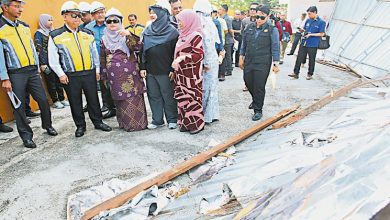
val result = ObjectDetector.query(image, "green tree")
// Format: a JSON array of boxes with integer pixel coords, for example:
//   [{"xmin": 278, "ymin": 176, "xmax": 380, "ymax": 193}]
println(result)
[{"xmin": 210, "ymin": 0, "xmax": 283, "ymax": 12}]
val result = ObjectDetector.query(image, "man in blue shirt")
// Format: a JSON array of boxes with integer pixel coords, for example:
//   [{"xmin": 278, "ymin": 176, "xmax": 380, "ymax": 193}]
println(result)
[
  {"xmin": 289, "ymin": 6, "xmax": 326, "ymax": 80},
  {"xmin": 85, "ymin": 1, "xmax": 116, "ymax": 119},
  {"xmin": 239, "ymin": 6, "xmax": 280, "ymax": 121}
]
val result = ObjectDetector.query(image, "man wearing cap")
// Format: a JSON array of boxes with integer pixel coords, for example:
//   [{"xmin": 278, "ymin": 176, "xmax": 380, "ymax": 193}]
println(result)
[
  {"xmin": 239, "ymin": 6, "xmax": 280, "ymax": 121},
  {"xmin": 0, "ymin": 0, "xmax": 58, "ymax": 148},
  {"xmin": 289, "ymin": 6, "xmax": 325, "ymax": 80},
  {"xmin": 48, "ymin": 1, "xmax": 112, "ymax": 137},
  {"xmin": 86, "ymin": 1, "xmax": 116, "ymax": 119},
  {"xmin": 79, "ymin": 1, "xmax": 92, "ymax": 28}
]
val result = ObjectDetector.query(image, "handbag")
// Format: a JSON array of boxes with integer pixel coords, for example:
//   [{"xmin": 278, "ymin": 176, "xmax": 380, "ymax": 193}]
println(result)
[{"xmin": 318, "ymin": 34, "xmax": 330, "ymax": 50}]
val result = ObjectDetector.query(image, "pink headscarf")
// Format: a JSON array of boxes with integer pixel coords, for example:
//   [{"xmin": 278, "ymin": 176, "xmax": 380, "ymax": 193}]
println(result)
[{"xmin": 175, "ymin": 9, "xmax": 203, "ymax": 56}]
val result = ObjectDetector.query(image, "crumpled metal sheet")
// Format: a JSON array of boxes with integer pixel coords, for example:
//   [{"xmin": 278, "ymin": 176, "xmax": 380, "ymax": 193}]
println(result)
[{"xmin": 153, "ymin": 87, "xmax": 390, "ymax": 220}]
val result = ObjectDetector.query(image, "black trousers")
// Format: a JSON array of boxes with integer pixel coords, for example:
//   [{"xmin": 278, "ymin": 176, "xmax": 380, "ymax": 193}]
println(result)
[
  {"xmin": 224, "ymin": 43, "xmax": 234, "ymax": 75},
  {"xmin": 244, "ymin": 64, "xmax": 271, "ymax": 113},
  {"xmin": 44, "ymin": 71, "xmax": 65, "ymax": 103},
  {"xmin": 289, "ymin": 32, "xmax": 302, "ymax": 54},
  {"xmin": 235, "ymin": 40, "xmax": 242, "ymax": 65},
  {"xmin": 146, "ymin": 74, "xmax": 178, "ymax": 125},
  {"xmin": 100, "ymin": 80, "xmax": 115, "ymax": 110},
  {"xmin": 63, "ymin": 73, "xmax": 103, "ymax": 128},
  {"xmin": 294, "ymin": 45, "xmax": 318, "ymax": 76},
  {"xmin": 9, "ymin": 69, "xmax": 52, "ymax": 141}
]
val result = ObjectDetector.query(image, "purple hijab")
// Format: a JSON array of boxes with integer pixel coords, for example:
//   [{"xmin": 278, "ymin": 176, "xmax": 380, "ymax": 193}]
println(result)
[
  {"xmin": 38, "ymin": 14, "xmax": 53, "ymax": 36},
  {"xmin": 102, "ymin": 16, "xmax": 131, "ymax": 57}
]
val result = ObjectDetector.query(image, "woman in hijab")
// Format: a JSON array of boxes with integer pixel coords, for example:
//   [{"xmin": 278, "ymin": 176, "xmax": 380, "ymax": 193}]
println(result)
[
  {"xmin": 34, "ymin": 14, "xmax": 69, "ymax": 109},
  {"xmin": 141, "ymin": 5, "xmax": 179, "ymax": 130},
  {"xmin": 172, "ymin": 9, "xmax": 205, "ymax": 134},
  {"xmin": 100, "ymin": 8, "xmax": 147, "ymax": 132},
  {"xmin": 194, "ymin": 0, "xmax": 221, "ymax": 125}
]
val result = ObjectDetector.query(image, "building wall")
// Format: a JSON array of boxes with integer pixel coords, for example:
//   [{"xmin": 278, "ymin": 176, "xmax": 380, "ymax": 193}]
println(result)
[
  {"xmin": 287, "ymin": 0, "xmax": 335, "ymax": 22},
  {"xmin": 0, "ymin": 0, "xmax": 195, "ymax": 122}
]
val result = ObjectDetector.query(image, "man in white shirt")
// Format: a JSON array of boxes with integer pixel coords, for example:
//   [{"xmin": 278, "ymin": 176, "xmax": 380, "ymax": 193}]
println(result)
[{"xmin": 288, "ymin": 12, "xmax": 306, "ymax": 55}]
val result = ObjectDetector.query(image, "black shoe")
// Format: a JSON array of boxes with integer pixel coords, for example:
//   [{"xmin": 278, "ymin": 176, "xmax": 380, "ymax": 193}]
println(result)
[
  {"xmin": 27, "ymin": 119, "xmax": 31, "ymax": 124},
  {"xmin": 75, "ymin": 127, "xmax": 86, "ymax": 138},
  {"xmin": 83, "ymin": 105, "xmax": 88, "ymax": 112},
  {"xmin": 23, "ymin": 140, "xmax": 37, "ymax": 148},
  {"xmin": 248, "ymin": 103, "xmax": 253, "ymax": 109},
  {"xmin": 95, "ymin": 123, "xmax": 112, "ymax": 132},
  {"xmin": 279, "ymin": 61, "xmax": 284, "ymax": 65},
  {"xmin": 219, "ymin": 75, "xmax": 225, "ymax": 81},
  {"xmin": 101, "ymin": 106, "xmax": 109, "ymax": 112},
  {"xmin": 103, "ymin": 110, "xmax": 116, "ymax": 119},
  {"xmin": 252, "ymin": 112, "xmax": 263, "ymax": 121},
  {"xmin": 288, "ymin": 73, "xmax": 299, "ymax": 79},
  {"xmin": 287, "ymin": 53, "xmax": 293, "ymax": 56},
  {"xmin": 306, "ymin": 74, "xmax": 313, "ymax": 80},
  {"xmin": 0, "ymin": 124, "xmax": 13, "ymax": 133},
  {"xmin": 26, "ymin": 111, "xmax": 40, "ymax": 118},
  {"xmin": 225, "ymin": 73, "xmax": 232, "ymax": 76},
  {"xmin": 46, "ymin": 127, "xmax": 58, "ymax": 136}
]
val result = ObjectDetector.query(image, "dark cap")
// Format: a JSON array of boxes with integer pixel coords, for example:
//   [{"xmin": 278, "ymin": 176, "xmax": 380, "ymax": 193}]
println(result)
[
  {"xmin": 257, "ymin": 5, "xmax": 270, "ymax": 15},
  {"xmin": 307, "ymin": 6, "xmax": 318, "ymax": 13}
]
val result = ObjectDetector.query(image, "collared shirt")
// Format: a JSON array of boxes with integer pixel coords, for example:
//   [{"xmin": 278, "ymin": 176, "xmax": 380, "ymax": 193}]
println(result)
[
  {"xmin": 48, "ymin": 24, "xmax": 100, "ymax": 77},
  {"xmin": 85, "ymin": 20, "xmax": 106, "ymax": 53},
  {"xmin": 218, "ymin": 17, "xmax": 227, "ymax": 45},
  {"xmin": 302, "ymin": 17, "xmax": 326, "ymax": 48},
  {"xmin": 232, "ymin": 18, "xmax": 242, "ymax": 40},
  {"xmin": 240, "ymin": 23, "xmax": 280, "ymax": 62},
  {"xmin": 223, "ymin": 14, "xmax": 234, "ymax": 45}
]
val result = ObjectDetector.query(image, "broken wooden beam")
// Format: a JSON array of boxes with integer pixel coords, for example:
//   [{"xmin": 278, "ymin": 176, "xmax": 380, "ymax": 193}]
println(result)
[
  {"xmin": 79, "ymin": 105, "xmax": 300, "ymax": 220},
  {"xmin": 272, "ymin": 79, "xmax": 363, "ymax": 129}
]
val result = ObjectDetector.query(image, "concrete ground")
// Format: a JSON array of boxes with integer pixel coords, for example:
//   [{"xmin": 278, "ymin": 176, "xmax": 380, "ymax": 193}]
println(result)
[{"xmin": 0, "ymin": 53, "xmax": 356, "ymax": 220}]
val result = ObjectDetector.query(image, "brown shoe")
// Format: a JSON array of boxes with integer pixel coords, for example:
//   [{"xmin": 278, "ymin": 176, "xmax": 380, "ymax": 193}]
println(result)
[
  {"xmin": 288, "ymin": 73, "xmax": 299, "ymax": 79},
  {"xmin": 306, "ymin": 75, "xmax": 313, "ymax": 80}
]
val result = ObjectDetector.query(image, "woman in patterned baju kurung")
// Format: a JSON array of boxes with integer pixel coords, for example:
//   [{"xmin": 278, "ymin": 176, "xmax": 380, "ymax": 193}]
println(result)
[
  {"xmin": 172, "ymin": 10, "xmax": 205, "ymax": 134},
  {"xmin": 100, "ymin": 9, "xmax": 147, "ymax": 132}
]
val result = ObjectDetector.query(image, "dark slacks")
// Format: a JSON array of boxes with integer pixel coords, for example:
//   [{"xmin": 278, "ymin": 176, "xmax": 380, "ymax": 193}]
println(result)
[
  {"xmin": 290, "ymin": 32, "xmax": 302, "ymax": 54},
  {"xmin": 63, "ymin": 72, "xmax": 103, "ymax": 128},
  {"xmin": 44, "ymin": 71, "xmax": 65, "ymax": 103},
  {"xmin": 294, "ymin": 45, "xmax": 318, "ymax": 76},
  {"xmin": 146, "ymin": 74, "xmax": 178, "ymax": 125},
  {"xmin": 9, "ymin": 69, "xmax": 52, "ymax": 141},
  {"xmin": 99, "ymin": 80, "xmax": 115, "ymax": 110},
  {"xmin": 235, "ymin": 40, "xmax": 242, "ymax": 66},
  {"xmin": 244, "ymin": 63, "xmax": 272, "ymax": 114},
  {"xmin": 224, "ymin": 43, "xmax": 234, "ymax": 75}
]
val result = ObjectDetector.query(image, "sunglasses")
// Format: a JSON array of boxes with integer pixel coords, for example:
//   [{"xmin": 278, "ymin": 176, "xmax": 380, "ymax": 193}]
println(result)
[
  {"xmin": 70, "ymin": 13, "xmax": 82, "ymax": 19},
  {"xmin": 256, "ymin": 15, "xmax": 267, "ymax": 20},
  {"xmin": 106, "ymin": 19, "xmax": 120, "ymax": 24}
]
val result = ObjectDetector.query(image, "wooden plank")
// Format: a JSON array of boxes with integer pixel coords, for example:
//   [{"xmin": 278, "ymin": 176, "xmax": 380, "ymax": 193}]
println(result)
[
  {"xmin": 79, "ymin": 105, "xmax": 300, "ymax": 220},
  {"xmin": 272, "ymin": 79, "xmax": 362, "ymax": 129}
]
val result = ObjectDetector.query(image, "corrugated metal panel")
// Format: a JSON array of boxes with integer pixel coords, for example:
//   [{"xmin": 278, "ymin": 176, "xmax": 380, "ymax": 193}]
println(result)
[
  {"xmin": 154, "ymin": 87, "xmax": 390, "ymax": 220},
  {"xmin": 324, "ymin": 0, "xmax": 390, "ymax": 78}
]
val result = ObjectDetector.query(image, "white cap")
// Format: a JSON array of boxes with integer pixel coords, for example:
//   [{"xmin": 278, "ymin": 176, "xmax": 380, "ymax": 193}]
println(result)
[
  {"xmin": 79, "ymin": 2, "xmax": 91, "ymax": 13},
  {"xmin": 193, "ymin": 0, "xmax": 213, "ymax": 14},
  {"xmin": 90, "ymin": 1, "xmax": 105, "ymax": 14},
  {"xmin": 105, "ymin": 8, "xmax": 123, "ymax": 20},
  {"xmin": 61, "ymin": 1, "xmax": 80, "ymax": 15}
]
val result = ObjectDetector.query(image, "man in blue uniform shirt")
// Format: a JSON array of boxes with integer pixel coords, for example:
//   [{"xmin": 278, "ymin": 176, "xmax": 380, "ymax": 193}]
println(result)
[{"xmin": 289, "ymin": 6, "xmax": 326, "ymax": 80}]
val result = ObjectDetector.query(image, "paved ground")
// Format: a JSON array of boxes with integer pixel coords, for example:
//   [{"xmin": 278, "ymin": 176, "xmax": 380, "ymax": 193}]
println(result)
[{"xmin": 0, "ymin": 54, "xmax": 356, "ymax": 220}]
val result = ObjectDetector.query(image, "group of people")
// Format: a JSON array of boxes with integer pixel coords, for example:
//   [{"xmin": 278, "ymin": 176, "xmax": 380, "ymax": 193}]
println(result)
[{"xmin": 0, "ymin": 0, "xmax": 326, "ymax": 149}]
